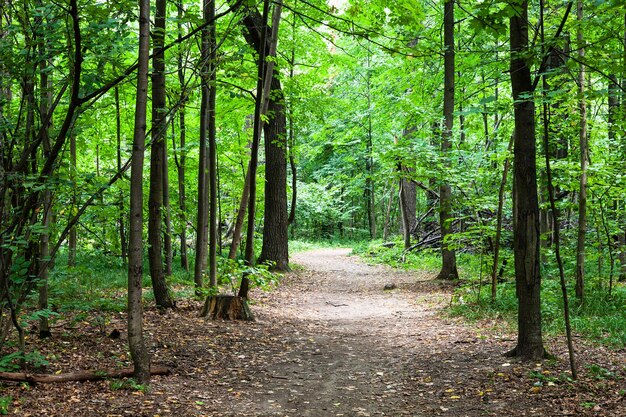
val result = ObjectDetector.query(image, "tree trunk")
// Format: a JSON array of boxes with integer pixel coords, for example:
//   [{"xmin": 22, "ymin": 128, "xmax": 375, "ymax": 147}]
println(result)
[
  {"xmin": 175, "ymin": 1, "xmax": 189, "ymax": 272},
  {"xmin": 239, "ymin": 0, "xmax": 273, "ymax": 298},
  {"xmin": 115, "ymin": 87, "xmax": 127, "ymax": 265},
  {"xmin": 194, "ymin": 0, "xmax": 211, "ymax": 289},
  {"xmin": 258, "ymin": 75, "xmax": 290, "ymax": 271},
  {"xmin": 239, "ymin": 2, "xmax": 289, "ymax": 272},
  {"xmin": 128, "ymin": 0, "xmax": 151, "ymax": 385},
  {"xmin": 207, "ymin": 0, "xmax": 218, "ymax": 287},
  {"xmin": 68, "ymin": 132, "xmax": 77, "ymax": 267},
  {"xmin": 163, "ymin": 138, "xmax": 173, "ymax": 276},
  {"xmin": 436, "ymin": 0, "xmax": 458, "ymax": 280},
  {"xmin": 507, "ymin": 0, "xmax": 545, "ymax": 360},
  {"xmin": 491, "ymin": 135, "xmax": 513, "ymax": 301},
  {"xmin": 148, "ymin": 0, "xmax": 174, "ymax": 308},
  {"xmin": 228, "ymin": 165, "xmax": 251, "ymax": 260},
  {"xmin": 575, "ymin": 0, "xmax": 587, "ymax": 302}
]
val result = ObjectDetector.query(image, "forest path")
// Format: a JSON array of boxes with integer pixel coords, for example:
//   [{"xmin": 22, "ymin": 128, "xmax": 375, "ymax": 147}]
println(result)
[
  {"xmin": 9, "ymin": 248, "xmax": 623, "ymax": 416},
  {"xmin": 220, "ymin": 248, "xmax": 512, "ymax": 416}
]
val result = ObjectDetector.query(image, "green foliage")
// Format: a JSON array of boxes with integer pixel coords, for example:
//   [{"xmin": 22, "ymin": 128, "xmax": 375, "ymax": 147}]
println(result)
[
  {"xmin": 0, "ymin": 396, "xmax": 11, "ymax": 415},
  {"xmin": 109, "ymin": 378, "xmax": 148, "ymax": 393},
  {"xmin": 0, "ymin": 350, "xmax": 48, "ymax": 372}
]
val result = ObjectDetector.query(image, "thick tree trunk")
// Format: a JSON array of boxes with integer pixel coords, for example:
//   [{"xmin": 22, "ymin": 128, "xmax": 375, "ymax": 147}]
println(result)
[
  {"xmin": 240, "ymin": 2, "xmax": 289, "ymax": 272},
  {"xmin": 436, "ymin": 0, "xmax": 458, "ymax": 280},
  {"xmin": 507, "ymin": 1, "xmax": 545, "ymax": 360},
  {"xmin": 148, "ymin": 0, "xmax": 174, "ymax": 308},
  {"xmin": 258, "ymin": 76, "xmax": 289, "ymax": 271},
  {"xmin": 127, "ymin": 0, "xmax": 151, "ymax": 384}
]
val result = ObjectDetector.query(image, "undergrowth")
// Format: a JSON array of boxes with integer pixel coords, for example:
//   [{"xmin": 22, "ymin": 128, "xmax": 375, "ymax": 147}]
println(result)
[{"xmin": 354, "ymin": 239, "xmax": 626, "ymax": 348}]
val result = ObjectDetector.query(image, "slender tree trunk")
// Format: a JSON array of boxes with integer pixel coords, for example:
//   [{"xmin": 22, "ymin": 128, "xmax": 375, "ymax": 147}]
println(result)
[
  {"xmin": 38, "ymin": 28, "xmax": 52, "ymax": 338},
  {"xmin": 128, "ymin": 0, "xmax": 151, "ymax": 384},
  {"xmin": 436, "ymin": 0, "xmax": 458, "ymax": 280},
  {"xmin": 229, "ymin": 165, "xmax": 251, "ymax": 260},
  {"xmin": 207, "ymin": 0, "xmax": 218, "ymax": 288},
  {"xmin": 491, "ymin": 135, "xmax": 513, "ymax": 301},
  {"xmin": 575, "ymin": 0, "xmax": 587, "ymax": 302},
  {"xmin": 68, "ymin": 132, "xmax": 77, "ymax": 267},
  {"xmin": 364, "ymin": 48, "xmax": 376, "ymax": 240},
  {"xmin": 507, "ymin": 0, "xmax": 545, "ymax": 360},
  {"xmin": 175, "ymin": 0, "xmax": 189, "ymax": 272},
  {"xmin": 115, "ymin": 87, "xmax": 127, "ymax": 265},
  {"xmin": 194, "ymin": 1, "xmax": 211, "ymax": 289},
  {"xmin": 148, "ymin": 0, "xmax": 174, "ymax": 308},
  {"xmin": 239, "ymin": 0, "xmax": 272, "ymax": 298},
  {"xmin": 163, "ymin": 139, "xmax": 173, "ymax": 276}
]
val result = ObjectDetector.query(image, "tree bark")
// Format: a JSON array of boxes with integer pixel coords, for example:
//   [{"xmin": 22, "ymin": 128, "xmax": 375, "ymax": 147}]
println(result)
[
  {"xmin": 115, "ymin": 87, "xmax": 127, "ymax": 265},
  {"xmin": 0, "ymin": 366, "xmax": 170, "ymax": 384},
  {"xmin": 575, "ymin": 0, "xmax": 587, "ymax": 302},
  {"xmin": 127, "ymin": 0, "xmax": 151, "ymax": 384},
  {"xmin": 436, "ymin": 0, "xmax": 458, "ymax": 280},
  {"xmin": 207, "ymin": 0, "xmax": 218, "ymax": 288},
  {"xmin": 68, "ymin": 132, "xmax": 77, "ymax": 267},
  {"xmin": 148, "ymin": 0, "xmax": 175, "ymax": 308},
  {"xmin": 241, "ymin": 2, "xmax": 290, "ymax": 272},
  {"xmin": 507, "ymin": 0, "xmax": 545, "ymax": 360},
  {"xmin": 175, "ymin": 0, "xmax": 189, "ymax": 272}
]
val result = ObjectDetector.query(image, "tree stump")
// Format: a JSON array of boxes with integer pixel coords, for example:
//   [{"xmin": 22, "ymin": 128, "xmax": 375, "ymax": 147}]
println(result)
[{"xmin": 200, "ymin": 295, "xmax": 254, "ymax": 321}]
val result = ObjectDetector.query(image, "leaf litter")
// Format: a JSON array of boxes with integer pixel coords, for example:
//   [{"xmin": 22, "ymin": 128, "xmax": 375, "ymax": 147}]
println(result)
[{"xmin": 1, "ymin": 248, "xmax": 624, "ymax": 416}]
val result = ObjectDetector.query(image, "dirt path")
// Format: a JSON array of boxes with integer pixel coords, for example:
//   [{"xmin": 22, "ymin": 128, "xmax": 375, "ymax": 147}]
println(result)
[{"xmin": 6, "ymin": 248, "xmax": 624, "ymax": 416}]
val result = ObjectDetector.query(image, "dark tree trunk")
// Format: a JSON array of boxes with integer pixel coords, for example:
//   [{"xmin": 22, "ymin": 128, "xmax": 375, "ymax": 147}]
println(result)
[
  {"xmin": 507, "ymin": 0, "xmax": 545, "ymax": 360},
  {"xmin": 163, "ymin": 139, "xmax": 173, "ymax": 276},
  {"xmin": 241, "ymin": 2, "xmax": 289, "ymax": 272},
  {"xmin": 175, "ymin": 0, "xmax": 189, "ymax": 272},
  {"xmin": 207, "ymin": 0, "xmax": 218, "ymax": 287},
  {"xmin": 194, "ymin": 0, "xmax": 211, "ymax": 289},
  {"xmin": 148, "ymin": 0, "xmax": 174, "ymax": 308},
  {"xmin": 436, "ymin": 0, "xmax": 458, "ymax": 280},
  {"xmin": 258, "ymin": 76, "xmax": 289, "ymax": 271},
  {"xmin": 128, "ymin": 0, "xmax": 151, "ymax": 384},
  {"xmin": 575, "ymin": 0, "xmax": 587, "ymax": 301}
]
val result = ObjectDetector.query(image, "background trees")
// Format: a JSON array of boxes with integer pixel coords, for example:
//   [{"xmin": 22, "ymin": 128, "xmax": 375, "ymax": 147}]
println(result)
[{"xmin": 0, "ymin": 0, "xmax": 625, "ymax": 376}]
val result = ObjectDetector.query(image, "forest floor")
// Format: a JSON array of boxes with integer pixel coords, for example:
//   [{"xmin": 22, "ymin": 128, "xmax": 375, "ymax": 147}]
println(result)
[{"xmin": 3, "ymin": 248, "xmax": 625, "ymax": 416}]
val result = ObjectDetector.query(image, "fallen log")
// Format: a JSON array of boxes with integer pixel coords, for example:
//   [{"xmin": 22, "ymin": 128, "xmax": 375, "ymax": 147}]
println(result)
[{"xmin": 0, "ymin": 365, "xmax": 170, "ymax": 384}]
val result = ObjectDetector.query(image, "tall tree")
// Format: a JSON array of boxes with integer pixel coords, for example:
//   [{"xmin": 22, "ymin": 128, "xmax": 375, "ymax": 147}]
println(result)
[
  {"xmin": 436, "ymin": 0, "xmax": 458, "ymax": 280},
  {"xmin": 575, "ymin": 0, "xmax": 588, "ymax": 301},
  {"xmin": 127, "ymin": 0, "xmax": 151, "ymax": 384},
  {"xmin": 148, "ymin": 0, "xmax": 175, "ymax": 308},
  {"xmin": 507, "ymin": 0, "xmax": 545, "ymax": 360},
  {"xmin": 207, "ymin": 0, "xmax": 218, "ymax": 288},
  {"xmin": 241, "ymin": 1, "xmax": 289, "ymax": 272},
  {"xmin": 194, "ymin": 0, "xmax": 212, "ymax": 289}
]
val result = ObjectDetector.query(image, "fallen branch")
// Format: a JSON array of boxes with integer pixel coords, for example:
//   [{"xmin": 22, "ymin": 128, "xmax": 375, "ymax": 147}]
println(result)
[{"xmin": 0, "ymin": 366, "xmax": 170, "ymax": 383}]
